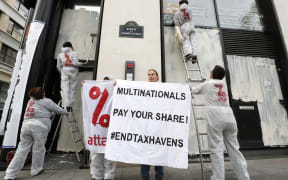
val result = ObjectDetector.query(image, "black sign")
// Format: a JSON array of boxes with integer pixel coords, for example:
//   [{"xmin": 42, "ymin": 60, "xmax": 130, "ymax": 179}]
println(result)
[{"xmin": 119, "ymin": 21, "xmax": 144, "ymax": 38}]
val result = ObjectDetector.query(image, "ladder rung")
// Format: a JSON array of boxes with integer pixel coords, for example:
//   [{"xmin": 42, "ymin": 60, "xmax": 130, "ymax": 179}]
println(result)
[
  {"xmin": 187, "ymin": 69, "xmax": 201, "ymax": 71},
  {"xmin": 200, "ymin": 150, "xmax": 211, "ymax": 154},
  {"xmin": 189, "ymin": 79, "xmax": 205, "ymax": 82},
  {"xmin": 196, "ymin": 117, "xmax": 206, "ymax": 120},
  {"xmin": 74, "ymin": 138, "xmax": 81, "ymax": 143},
  {"xmin": 198, "ymin": 133, "xmax": 208, "ymax": 136},
  {"xmin": 71, "ymin": 129, "xmax": 79, "ymax": 133},
  {"xmin": 192, "ymin": 104, "xmax": 205, "ymax": 106}
]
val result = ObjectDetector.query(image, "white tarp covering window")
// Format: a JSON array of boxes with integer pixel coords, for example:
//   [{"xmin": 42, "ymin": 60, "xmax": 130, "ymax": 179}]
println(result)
[{"xmin": 228, "ymin": 55, "xmax": 288, "ymax": 146}]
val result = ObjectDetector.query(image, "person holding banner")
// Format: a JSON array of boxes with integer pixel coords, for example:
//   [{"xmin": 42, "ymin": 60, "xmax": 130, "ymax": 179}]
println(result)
[
  {"xmin": 191, "ymin": 66, "xmax": 250, "ymax": 180},
  {"xmin": 140, "ymin": 69, "xmax": 164, "ymax": 180},
  {"xmin": 90, "ymin": 75, "xmax": 117, "ymax": 180},
  {"xmin": 57, "ymin": 41, "xmax": 87, "ymax": 112},
  {"xmin": 5, "ymin": 87, "xmax": 68, "ymax": 180}
]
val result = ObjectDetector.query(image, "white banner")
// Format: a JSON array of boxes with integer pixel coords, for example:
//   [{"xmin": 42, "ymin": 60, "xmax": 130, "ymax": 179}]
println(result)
[
  {"xmin": 2, "ymin": 21, "xmax": 45, "ymax": 148},
  {"xmin": 0, "ymin": 50, "xmax": 22, "ymax": 135},
  {"xmin": 105, "ymin": 80, "xmax": 191, "ymax": 169},
  {"xmin": 82, "ymin": 80, "xmax": 114, "ymax": 153}
]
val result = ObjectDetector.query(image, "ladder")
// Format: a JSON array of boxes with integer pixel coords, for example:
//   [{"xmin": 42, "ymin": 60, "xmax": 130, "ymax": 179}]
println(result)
[
  {"xmin": 191, "ymin": 102, "xmax": 209, "ymax": 180},
  {"xmin": 48, "ymin": 108, "xmax": 84, "ymax": 164},
  {"xmin": 179, "ymin": 40, "xmax": 208, "ymax": 179},
  {"xmin": 180, "ymin": 46, "xmax": 205, "ymax": 83}
]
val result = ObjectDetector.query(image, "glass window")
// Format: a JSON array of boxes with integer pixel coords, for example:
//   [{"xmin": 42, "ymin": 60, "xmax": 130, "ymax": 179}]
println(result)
[
  {"xmin": 14, "ymin": 0, "xmax": 20, "ymax": 10},
  {"xmin": 0, "ymin": 44, "xmax": 17, "ymax": 66},
  {"xmin": 216, "ymin": 0, "xmax": 264, "ymax": 31},
  {"xmin": 6, "ymin": 20, "xmax": 14, "ymax": 35},
  {"xmin": 0, "ymin": 82, "xmax": 9, "ymax": 118},
  {"xmin": 12, "ymin": 24, "xmax": 23, "ymax": 41},
  {"xmin": 19, "ymin": 4, "xmax": 28, "ymax": 17},
  {"xmin": 163, "ymin": 0, "xmax": 217, "ymax": 27},
  {"xmin": 0, "ymin": 45, "xmax": 8, "ymax": 62}
]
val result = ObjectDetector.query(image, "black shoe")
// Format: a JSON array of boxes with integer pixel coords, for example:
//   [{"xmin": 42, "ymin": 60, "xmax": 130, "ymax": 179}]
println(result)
[
  {"xmin": 185, "ymin": 54, "xmax": 192, "ymax": 62},
  {"xmin": 192, "ymin": 55, "xmax": 197, "ymax": 60},
  {"xmin": 191, "ymin": 55, "xmax": 198, "ymax": 64},
  {"xmin": 66, "ymin": 106, "xmax": 72, "ymax": 112}
]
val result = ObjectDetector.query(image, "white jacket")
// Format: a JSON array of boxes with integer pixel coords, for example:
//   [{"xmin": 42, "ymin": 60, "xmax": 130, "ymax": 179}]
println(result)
[
  {"xmin": 23, "ymin": 97, "xmax": 68, "ymax": 130},
  {"xmin": 57, "ymin": 47, "xmax": 83, "ymax": 73},
  {"xmin": 192, "ymin": 79, "xmax": 230, "ymax": 107}
]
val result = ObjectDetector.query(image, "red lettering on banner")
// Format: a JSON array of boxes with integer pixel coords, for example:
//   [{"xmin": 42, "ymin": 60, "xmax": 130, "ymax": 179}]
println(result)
[
  {"xmin": 64, "ymin": 54, "xmax": 72, "ymax": 66},
  {"xmin": 215, "ymin": 84, "xmax": 227, "ymax": 102},
  {"xmin": 89, "ymin": 86, "xmax": 110, "ymax": 128},
  {"xmin": 181, "ymin": 9, "xmax": 190, "ymax": 21},
  {"xmin": 87, "ymin": 135, "xmax": 107, "ymax": 146}
]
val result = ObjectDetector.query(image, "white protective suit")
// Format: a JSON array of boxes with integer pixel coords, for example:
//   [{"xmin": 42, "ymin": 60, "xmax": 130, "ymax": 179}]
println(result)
[
  {"xmin": 5, "ymin": 98, "xmax": 67, "ymax": 180},
  {"xmin": 174, "ymin": 3, "xmax": 195, "ymax": 58},
  {"xmin": 192, "ymin": 79, "xmax": 250, "ymax": 180},
  {"xmin": 90, "ymin": 76, "xmax": 116, "ymax": 180},
  {"xmin": 57, "ymin": 47, "xmax": 83, "ymax": 108},
  {"xmin": 90, "ymin": 153, "xmax": 116, "ymax": 179}
]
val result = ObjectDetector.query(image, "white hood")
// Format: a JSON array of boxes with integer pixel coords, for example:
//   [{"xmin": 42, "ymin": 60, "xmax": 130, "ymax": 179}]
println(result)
[
  {"xmin": 61, "ymin": 47, "xmax": 72, "ymax": 53},
  {"xmin": 180, "ymin": 3, "xmax": 189, "ymax": 10}
]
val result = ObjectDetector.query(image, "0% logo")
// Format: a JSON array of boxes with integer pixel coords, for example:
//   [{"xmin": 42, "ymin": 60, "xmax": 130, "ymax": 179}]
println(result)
[{"xmin": 89, "ymin": 86, "xmax": 110, "ymax": 128}]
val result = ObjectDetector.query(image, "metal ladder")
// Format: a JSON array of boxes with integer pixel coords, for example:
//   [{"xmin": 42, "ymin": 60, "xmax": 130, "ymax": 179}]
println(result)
[
  {"xmin": 191, "ymin": 102, "xmax": 209, "ymax": 180},
  {"xmin": 180, "ymin": 46, "xmax": 205, "ymax": 83},
  {"xmin": 179, "ymin": 43, "xmax": 208, "ymax": 179},
  {"xmin": 48, "ymin": 108, "xmax": 84, "ymax": 164}
]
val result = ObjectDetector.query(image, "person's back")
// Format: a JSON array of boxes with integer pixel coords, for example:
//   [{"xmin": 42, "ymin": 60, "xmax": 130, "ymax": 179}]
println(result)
[
  {"xmin": 57, "ymin": 47, "xmax": 81, "ymax": 73},
  {"xmin": 56, "ymin": 41, "xmax": 86, "ymax": 110},
  {"xmin": 192, "ymin": 65, "xmax": 250, "ymax": 180},
  {"xmin": 24, "ymin": 97, "xmax": 67, "ymax": 130},
  {"xmin": 194, "ymin": 79, "xmax": 229, "ymax": 107},
  {"xmin": 5, "ymin": 87, "xmax": 67, "ymax": 180}
]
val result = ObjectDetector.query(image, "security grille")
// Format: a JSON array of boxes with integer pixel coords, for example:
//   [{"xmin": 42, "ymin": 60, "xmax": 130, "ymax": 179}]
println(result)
[{"xmin": 221, "ymin": 29, "xmax": 277, "ymax": 59}]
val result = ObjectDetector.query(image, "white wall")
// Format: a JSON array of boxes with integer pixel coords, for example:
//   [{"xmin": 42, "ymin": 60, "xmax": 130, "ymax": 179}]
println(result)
[
  {"xmin": 96, "ymin": 0, "xmax": 162, "ymax": 81},
  {"xmin": 273, "ymin": 0, "xmax": 288, "ymax": 56}
]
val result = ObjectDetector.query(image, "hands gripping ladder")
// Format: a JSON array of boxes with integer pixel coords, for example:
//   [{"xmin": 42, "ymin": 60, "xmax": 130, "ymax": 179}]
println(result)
[{"xmin": 48, "ymin": 104, "xmax": 84, "ymax": 164}]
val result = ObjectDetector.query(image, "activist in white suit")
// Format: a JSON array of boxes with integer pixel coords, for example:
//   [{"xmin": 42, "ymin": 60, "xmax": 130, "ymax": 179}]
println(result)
[
  {"xmin": 191, "ymin": 66, "xmax": 250, "ymax": 180},
  {"xmin": 140, "ymin": 69, "xmax": 164, "ymax": 180},
  {"xmin": 174, "ymin": 0, "xmax": 197, "ymax": 63},
  {"xmin": 5, "ymin": 87, "xmax": 68, "ymax": 180},
  {"xmin": 90, "ymin": 75, "xmax": 117, "ymax": 180},
  {"xmin": 57, "ymin": 42, "xmax": 87, "ymax": 112}
]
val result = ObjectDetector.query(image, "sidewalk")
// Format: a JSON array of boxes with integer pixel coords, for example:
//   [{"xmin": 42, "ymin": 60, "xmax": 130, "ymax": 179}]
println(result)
[{"xmin": 0, "ymin": 154, "xmax": 287, "ymax": 180}]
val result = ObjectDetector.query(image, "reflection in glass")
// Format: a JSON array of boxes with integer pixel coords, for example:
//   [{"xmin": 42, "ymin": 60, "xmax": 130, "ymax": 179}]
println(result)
[
  {"xmin": 163, "ymin": 0, "xmax": 217, "ymax": 27},
  {"xmin": 216, "ymin": 0, "xmax": 264, "ymax": 31}
]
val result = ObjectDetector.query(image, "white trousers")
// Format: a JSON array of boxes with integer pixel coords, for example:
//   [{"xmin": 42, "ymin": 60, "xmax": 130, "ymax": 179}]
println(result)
[
  {"xmin": 207, "ymin": 107, "xmax": 250, "ymax": 180},
  {"xmin": 180, "ymin": 22, "xmax": 195, "ymax": 57},
  {"xmin": 90, "ymin": 153, "xmax": 116, "ymax": 179},
  {"xmin": 5, "ymin": 124, "xmax": 49, "ymax": 179},
  {"xmin": 61, "ymin": 68, "xmax": 78, "ymax": 107}
]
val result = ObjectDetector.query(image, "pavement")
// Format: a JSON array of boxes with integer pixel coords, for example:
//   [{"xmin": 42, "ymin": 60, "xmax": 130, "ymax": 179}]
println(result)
[{"xmin": 0, "ymin": 153, "xmax": 287, "ymax": 180}]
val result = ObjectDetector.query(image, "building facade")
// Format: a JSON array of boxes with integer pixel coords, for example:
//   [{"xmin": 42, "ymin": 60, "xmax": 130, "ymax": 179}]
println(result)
[
  {"xmin": 5, "ymin": 0, "xmax": 287, "ymax": 151},
  {"xmin": 0, "ymin": 0, "xmax": 27, "ymax": 117}
]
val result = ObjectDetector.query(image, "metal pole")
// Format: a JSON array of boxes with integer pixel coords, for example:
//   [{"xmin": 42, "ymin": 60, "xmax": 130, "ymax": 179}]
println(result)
[{"xmin": 93, "ymin": 0, "xmax": 105, "ymax": 80}]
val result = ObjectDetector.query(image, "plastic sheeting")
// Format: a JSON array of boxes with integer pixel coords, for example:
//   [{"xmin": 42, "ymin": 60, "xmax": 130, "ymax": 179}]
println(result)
[{"xmin": 228, "ymin": 55, "xmax": 288, "ymax": 146}]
